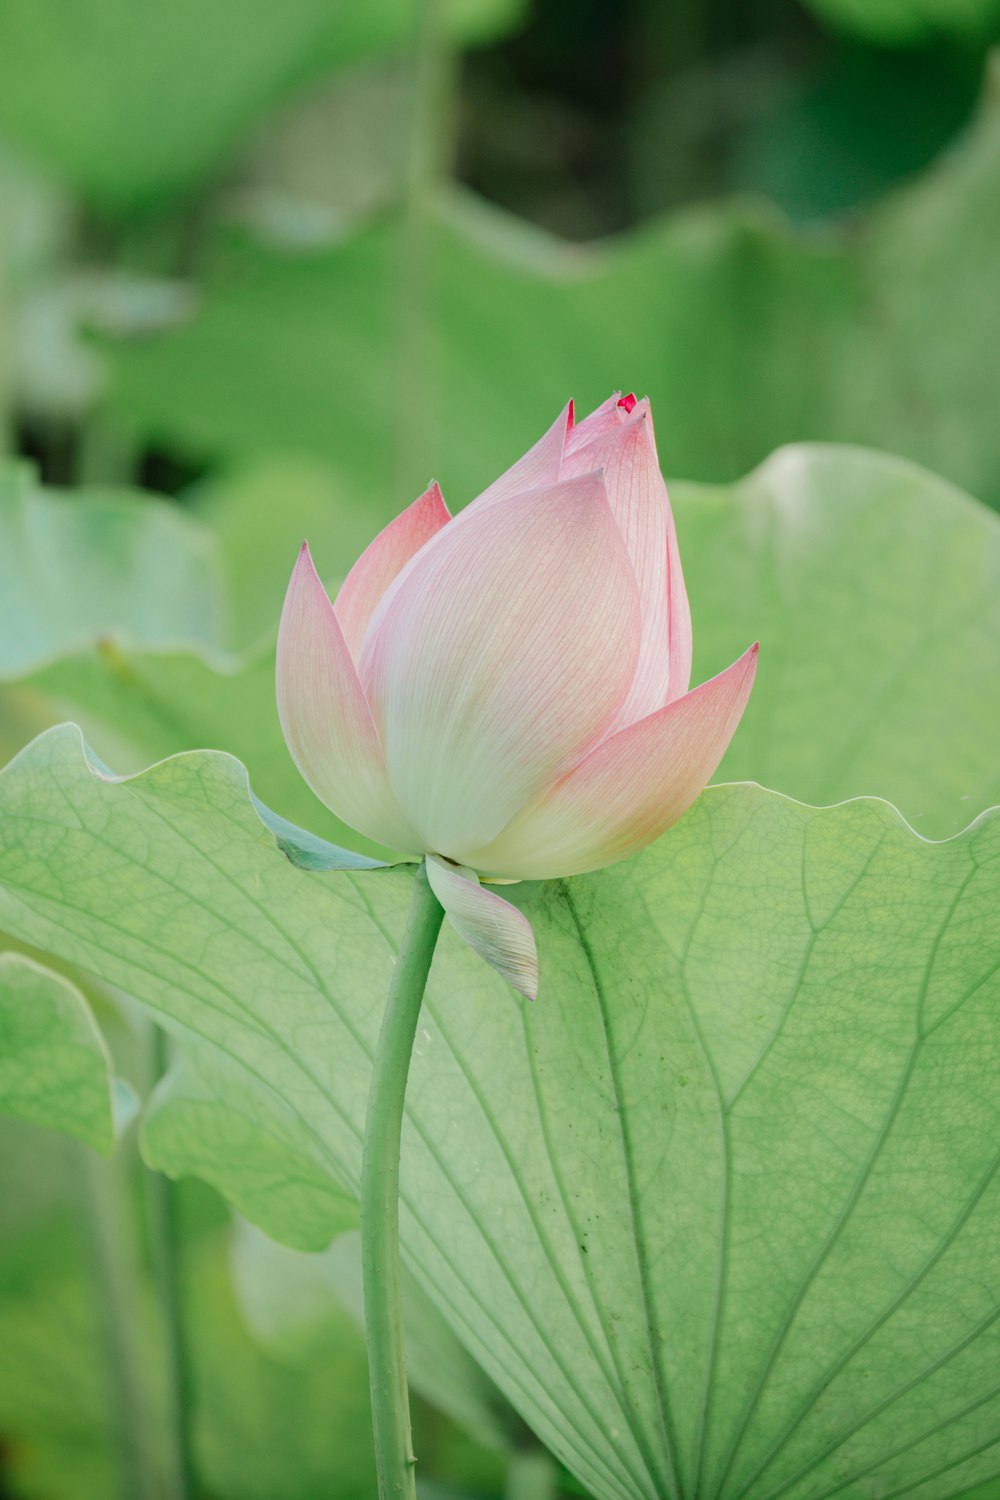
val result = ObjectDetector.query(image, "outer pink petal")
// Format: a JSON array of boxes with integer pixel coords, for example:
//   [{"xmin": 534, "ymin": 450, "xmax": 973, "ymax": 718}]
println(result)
[
  {"xmin": 426, "ymin": 856, "xmax": 538, "ymax": 1000},
  {"xmin": 334, "ymin": 482, "xmax": 450, "ymax": 659},
  {"xmin": 358, "ymin": 472, "xmax": 641, "ymax": 862},
  {"xmin": 471, "ymin": 400, "xmax": 572, "ymax": 509},
  {"xmin": 566, "ymin": 395, "xmax": 693, "ymax": 712},
  {"xmin": 665, "ymin": 482, "xmax": 692, "ymax": 701},
  {"xmin": 562, "ymin": 392, "xmax": 632, "ymax": 458},
  {"xmin": 276, "ymin": 544, "xmax": 423, "ymax": 851},
  {"xmin": 561, "ymin": 400, "xmax": 671, "ymax": 727},
  {"xmin": 466, "ymin": 644, "xmax": 758, "ymax": 880}
]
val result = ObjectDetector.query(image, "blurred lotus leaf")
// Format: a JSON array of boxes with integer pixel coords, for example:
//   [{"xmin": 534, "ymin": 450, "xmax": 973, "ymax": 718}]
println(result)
[
  {"xmin": 0, "ymin": 463, "xmax": 223, "ymax": 679},
  {"xmin": 100, "ymin": 68, "xmax": 1000, "ymax": 514},
  {"xmin": 0, "ymin": 0, "xmax": 526, "ymax": 212},
  {"xmin": 0, "ymin": 954, "xmax": 118, "ymax": 1154},
  {"xmin": 803, "ymin": 0, "xmax": 1000, "ymax": 45}
]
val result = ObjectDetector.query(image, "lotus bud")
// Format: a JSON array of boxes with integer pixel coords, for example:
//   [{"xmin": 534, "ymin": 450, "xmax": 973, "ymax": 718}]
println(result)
[{"xmin": 277, "ymin": 395, "xmax": 757, "ymax": 998}]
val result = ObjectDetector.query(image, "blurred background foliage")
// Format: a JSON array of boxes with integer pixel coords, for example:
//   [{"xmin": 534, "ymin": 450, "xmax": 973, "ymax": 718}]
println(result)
[{"xmin": 1, "ymin": 0, "xmax": 1000, "ymax": 1497}]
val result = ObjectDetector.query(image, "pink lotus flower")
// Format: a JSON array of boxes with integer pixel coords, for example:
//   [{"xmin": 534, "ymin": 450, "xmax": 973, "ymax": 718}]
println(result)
[{"xmin": 277, "ymin": 394, "xmax": 757, "ymax": 998}]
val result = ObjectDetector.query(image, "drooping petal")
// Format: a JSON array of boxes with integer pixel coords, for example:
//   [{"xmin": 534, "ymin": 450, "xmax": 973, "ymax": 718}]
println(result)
[
  {"xmin": 426, "ymin": 855, "xmax": 538, "ymax": 1000},
  {"xmin": 358, "ymin": 472, "xmax": 641, "ymax": 862},
  {"xmin": 276, "ymin": 544, "xmax": 423, "ymax": 851},
  {"xmin": 466, "ymin": 644, "xmax": 758, "ymax": 880},
  {"xmin": 561, "ymin": 400, "xmax": 671, "ymax": 726},
  {"xmin": 334, "ymin": 482, "xmax": 450, "ymax": 659},
  {"xmin": 471, "ymin": 400, "xmax": 572, "ymax": 509}
]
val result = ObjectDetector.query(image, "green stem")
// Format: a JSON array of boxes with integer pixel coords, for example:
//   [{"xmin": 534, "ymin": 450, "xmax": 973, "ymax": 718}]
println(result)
[
  {"xmin": 505, "ymin": 1447, "xmax": 560, "ymax": 1500},
  {"xmin": 145, "ymin": 1023, "xmax": 197, "ymax": 1500},
  {"xmin": 74, "ymin": 1143, "xmax": 161, "ymax": 1500},
  {"xmin": 362, "ymin": 860, "xmax": 445, "ymax": 1500}
]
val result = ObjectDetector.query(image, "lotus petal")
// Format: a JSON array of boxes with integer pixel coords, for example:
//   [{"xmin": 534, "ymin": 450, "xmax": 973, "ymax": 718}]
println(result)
[
  {"xmin": 276, "ymin": 544, "xmax": 422, "ymax": 851},
  {"xmin": 472, "ymin": 400, "xmax": 572, "ymax": 509},
  {"xmin": 334, "ymin": 482, "xmax": 450, "ymax": 659},
  {"xmin": 467, "ymin": 644, "xmax": 758, "ymax": 879},
  {"xmin": 358, "ymin": 473, "xmax": 641, "ymax": 861}
]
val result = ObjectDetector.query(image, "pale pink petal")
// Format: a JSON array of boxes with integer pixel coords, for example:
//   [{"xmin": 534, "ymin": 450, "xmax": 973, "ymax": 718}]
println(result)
[
  {"xmin": 276, "ymin": 544, "xmax": 423, "ymax": 851},
  {"xmin": 562, "ymin": 392, "xmax": 633, "ymax": 458},
  {"xmin": 665, "ymin": 486, "xmax": 692, "ymax": 701},
  {"xmin": 334, "ymin": 482, "xmax": 450, "ymax": 659},
  {"xmin": 566, "ymin": 395, "xmax": 693, "ymax": 715},
  {"xmin": 426, "ymin": 856, "xmax": 538, "ymax": 1000},
  {"xmin": 466, "ymin": 644, "xmax": 758, "ymax": 880},
  {"xmin": 471, "ymin": 400, "xmax": 572, "ymax": 509},
  {"xmin": 358, "ymin": 473, "xmax": 641, "ymax": 862},
  {"xmin": 561, "ymin": 400, "xmax": 671, "ymax": 726}
]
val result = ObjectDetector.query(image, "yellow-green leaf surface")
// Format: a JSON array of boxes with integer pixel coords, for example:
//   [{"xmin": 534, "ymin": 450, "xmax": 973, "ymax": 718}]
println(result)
[
  {"xmin": 13, "ymin": 446, "xmax": 999, "ymax": 845},
  {"xmin": 0, "ymin": 953, "xmax": 116, "ymax": 1153},
  {"xmin": 1, "ymin": 725, "xmax": 999, "ymax": 1500},
  {"xmin": 104, "ymin": 75, "xmax": 1000, "ymax": 507},
  {"xmin": 0, "ymin": 0, "xmax": 525, "ymax": 211}
]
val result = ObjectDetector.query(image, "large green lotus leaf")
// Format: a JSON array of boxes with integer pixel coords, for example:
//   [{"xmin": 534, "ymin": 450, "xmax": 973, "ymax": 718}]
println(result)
[
  {"xmin": 14, "ymin": 445, "xmax": 999, "ymax": 845},
  {"xmin": 104, "ymin": 73, "xmax": 1000, "ymax": 508},
  {"xmin": 0, "ymin": 463, "xmax": 223, "ymax": 678},
  {"xmin": 1, "ymin": 726, "xmax": 1000, "ymax": 1499},
  {"xmin": 0, "ymin": 0, "xmax": 524, "ymax": 213},
  {"xmin": 0, "ymin": 952, "xmax": 116, "ymax": 1153}
]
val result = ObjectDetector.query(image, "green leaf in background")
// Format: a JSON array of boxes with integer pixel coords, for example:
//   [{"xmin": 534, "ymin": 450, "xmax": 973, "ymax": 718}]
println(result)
[
  {"xmin": 724, "ymin": 45, "xmax": 984, "ymax": 224},
  {"xmin": 802, "ymin": 0, "xmax": 1000, "ymax": 46},
  {"xmin": 143, "ymin": 1048, "xmax": 360, "ymax": 1249},
  {"xmin": 186, "ymin": 1230, "xmax": 378, "ymax": 1500},
  {"xmin": 0, "ymin": 0, "xmax": 526, "ymax": 212},
  {"xmin": 104, "ymin": 70, "xmax": 1000, "ymax": 509},
  {"xmin": 0, "ymin": 452, "xmax": 402, "ymax": 854},
  {"xmin": 231, "ymin": 1218, "xmax": 522, "ymax": 1452},
  {"xmin": 17, "ymin": 638, "xmax": 395, "ymax": 858},
  {"xmin": 186, "ymin": 457, "xmax": 379, "ymax": 653},
  {"xmin": 676, "ymin": 446, "xmax": 1000, "ymax": 838},
  {"xmin": 1, "ymin": 726, "xmax": 999, "ymax": 1500},
  {"xmin": 0, "ymin": 463, "xmax": 223, "ymax": 678},
  {"xmin": 0, "ymin": 1178, "xmax": 379, "ymax": 1500},
  {"xmin": 0, "ymin": 953, "xmax": 116, "ymax": 1153}
]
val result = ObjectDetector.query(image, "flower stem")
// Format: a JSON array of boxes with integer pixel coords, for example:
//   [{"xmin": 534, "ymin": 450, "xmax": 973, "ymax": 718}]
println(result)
[
  {"xmin": 74, "ymin": 1142, "xmax": 161, "ymax": 1500},
  {"xmin": 144, "ymin": 1023, "xmax": 197, "ymax": 1500},
  {"xmin": 362, "ymin": 859, "xmax": 445, "ymax": 1500}
]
